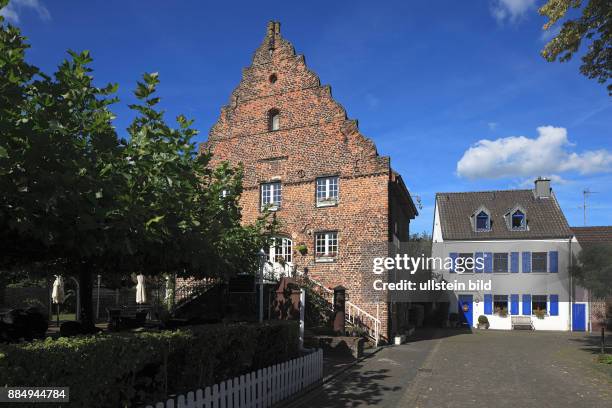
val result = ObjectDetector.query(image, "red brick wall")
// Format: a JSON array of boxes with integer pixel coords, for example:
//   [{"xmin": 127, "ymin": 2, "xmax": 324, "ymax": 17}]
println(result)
[{"xmin": 203, "ymin": 22, "xmax": 414, "ymax": 339}]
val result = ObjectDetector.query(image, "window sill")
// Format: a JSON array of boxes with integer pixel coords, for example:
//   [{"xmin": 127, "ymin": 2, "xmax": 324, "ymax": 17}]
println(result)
[
  {"xmin": 316, "ymin": 200, "xmax": 338, "ymax": 208},
  {"xmin": 261, "ymin": 206, "xmax": 280, "ymax": 212},
  {"xmin": 315, "ymin": 257, "xmax": 337, "ymax": 263}
]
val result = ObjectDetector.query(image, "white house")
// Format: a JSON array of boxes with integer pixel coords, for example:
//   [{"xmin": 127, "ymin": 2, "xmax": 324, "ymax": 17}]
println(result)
[{"xmin": 431, "ymin": 178, "xmax": 589, "ymax": 331}]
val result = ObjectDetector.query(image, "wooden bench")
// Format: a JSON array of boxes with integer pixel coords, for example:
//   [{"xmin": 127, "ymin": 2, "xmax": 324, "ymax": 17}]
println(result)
[{"xmin": 511, "ymin": 316, "xmax": 534, "ymax": 330}]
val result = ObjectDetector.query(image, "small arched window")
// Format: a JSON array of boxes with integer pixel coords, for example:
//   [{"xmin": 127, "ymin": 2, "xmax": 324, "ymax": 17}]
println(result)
[
  {"xmin": 511, "ymin": 209, "xmax": 525, "ymax": 230},
  {"xmin": 268, "ymin": 109, "xmax": 280, "ymax": 131},
  {"xmin": 476, "ymin": 211, "xmax": 490, "ymax": 231}
]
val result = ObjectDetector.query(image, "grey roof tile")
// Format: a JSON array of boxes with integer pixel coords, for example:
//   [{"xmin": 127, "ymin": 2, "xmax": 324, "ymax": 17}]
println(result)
[{"xmin": 436, "ymin": 189, "xmax": 572, "ymax": 240}]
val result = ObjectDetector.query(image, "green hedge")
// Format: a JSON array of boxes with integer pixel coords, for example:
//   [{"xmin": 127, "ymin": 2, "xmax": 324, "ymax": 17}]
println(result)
[{"xmin": 0, "ymin": 321, "xmax": 299, "ymax": 407}]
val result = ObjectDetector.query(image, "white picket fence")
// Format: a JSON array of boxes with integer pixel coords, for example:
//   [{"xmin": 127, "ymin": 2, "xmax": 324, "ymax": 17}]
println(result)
[{"xmin": 145, "ymin": 349, "xmax": 323, "ymax": 408}]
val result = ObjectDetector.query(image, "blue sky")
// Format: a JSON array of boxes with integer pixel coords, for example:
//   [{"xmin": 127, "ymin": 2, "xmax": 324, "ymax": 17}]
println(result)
[{"xmin": 3, "ymin": 0, "xmax": 611, "ymax": 234}]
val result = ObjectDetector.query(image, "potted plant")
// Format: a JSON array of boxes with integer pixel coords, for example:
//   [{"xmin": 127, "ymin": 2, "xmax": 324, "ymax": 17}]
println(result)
[
  {"xmin": 497, "ymin": 307, "xmax": 508, "ymax": 318},
  {"xmin": 296, "ymin": 243, "xmax": 308, "ymax": 255},
  {"xmin": 534, "ymin": 309, "xmax": 546, "ymax": 319},
  {"xmin": 477, "ymin": 315, "xmax": 489, "ymax": 329}
]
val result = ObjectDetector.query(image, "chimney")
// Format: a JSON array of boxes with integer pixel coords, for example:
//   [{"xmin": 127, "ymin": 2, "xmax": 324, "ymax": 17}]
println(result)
[
  {"xmin": 266, "ymin": 21, "xmax": 281, "ymax": 37},
  {"xmin": 534, "ymin": 177, "xmax": 551, "ymax": 198},
  {"xmin": 266, "ymin": 21, "xmax": 281, "ymax": 55}
]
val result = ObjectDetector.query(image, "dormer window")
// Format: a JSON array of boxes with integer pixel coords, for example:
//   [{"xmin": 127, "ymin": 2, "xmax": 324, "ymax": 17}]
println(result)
[
  {"xmin": 476, "ymin": 211, "xmax": 490, "ymax": 231},
  {"xmin": 506, "ymin": 205, "xmax": 527, "ymax": 231},
  {"xmin": 471, "ymin": 207, "xmax": 491, "ymax": 232},
  {"xmin": 268, "ymin": 109, "xmax": 280, "ymax": 131},
  {"xmin": 511, "ymin": 209, "xmax": 525, "ymax": 230}
]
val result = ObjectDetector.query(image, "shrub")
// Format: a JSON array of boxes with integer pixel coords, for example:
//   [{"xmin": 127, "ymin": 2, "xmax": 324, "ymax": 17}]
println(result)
[
  {"xmin": 0, "ymin": 321, "xmax": 298, "ymax": 407},
  {"xmin": 478, "ymin": 315, "xmax": 489, "ymax": 325}
]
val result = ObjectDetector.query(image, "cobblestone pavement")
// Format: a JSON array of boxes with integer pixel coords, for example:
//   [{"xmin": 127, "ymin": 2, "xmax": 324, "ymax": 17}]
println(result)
[{"xmin": 289, "ymin": 329, "xmax": 612, "ymax": 408}]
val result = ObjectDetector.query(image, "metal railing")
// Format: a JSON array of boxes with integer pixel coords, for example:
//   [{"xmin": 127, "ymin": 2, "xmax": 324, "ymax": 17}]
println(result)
[
  {"xmin": 172, "ymin": 278, "xmax": 218, "ymax": 311},
  {"xmin": 304, "ymin": 277, "xmax": 381, "ymax": 345}
]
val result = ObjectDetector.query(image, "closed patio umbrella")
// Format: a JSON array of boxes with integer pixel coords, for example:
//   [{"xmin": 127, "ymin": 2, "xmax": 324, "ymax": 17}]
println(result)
[
  {"xmin": 136, "ymin": 274, "xmax": 147, "ymax": 304},
  {"xmin": 52, "ymin": 275, "xmax": 65, "ymax": 304},
  {"xmin": 51, "ymin": 275, "xmax": 65, "ymax": 327}
]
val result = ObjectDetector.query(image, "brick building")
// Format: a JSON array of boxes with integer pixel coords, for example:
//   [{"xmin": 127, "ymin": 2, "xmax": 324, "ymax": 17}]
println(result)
[{"xmin": 203, "ymin": 21, "xmax": 417, "ymax": 340}]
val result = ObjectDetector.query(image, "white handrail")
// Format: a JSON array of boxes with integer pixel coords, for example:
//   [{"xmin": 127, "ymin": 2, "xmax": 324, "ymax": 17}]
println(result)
[{"xmin": 305, "ymin": 277, "xmax": 381, "ymax": 345}]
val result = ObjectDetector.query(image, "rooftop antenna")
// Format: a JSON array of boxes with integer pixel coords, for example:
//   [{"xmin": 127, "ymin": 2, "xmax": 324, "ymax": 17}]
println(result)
[{"xmin": 581, "ymin": 188, "xmax": 599, "ymax": 226}]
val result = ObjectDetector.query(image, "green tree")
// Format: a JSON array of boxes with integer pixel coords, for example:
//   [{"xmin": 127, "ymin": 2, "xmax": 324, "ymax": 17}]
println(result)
[
  {"xmin": 111, "ymin": 72, "xmax": 275, "ymax": 280},
  {"xmin": 1, "ymin": 3, "xmax": 275, "ymax": 330},
  {"xmin": 571, "ymin": 243, "xmax": 612, "ymax": 299},
  {"xmin": 539, "ymin": 0, "xmax": 611, "ymax": 94},
  {"xmin": 1, "ymin": 5, "xmax": 122, "ymax": 329}
]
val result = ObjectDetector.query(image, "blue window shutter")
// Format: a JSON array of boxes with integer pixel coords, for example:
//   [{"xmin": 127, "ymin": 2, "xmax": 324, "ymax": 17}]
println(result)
[
  {"xmin": 549, "ymin": 251, "xmax": 558, "ymax": 273},
  {"xmin": 510, "ymin": 294, "xmax": 519, "ymax": 315},
  {"xmin": 522, "ymin": 294, "xmax": 531, "ymax": 315},
  {"xmin": 550, "ymin": 295, "xmax": 559, "ymax": 316},
  {"xmin": 522, "ymin": 252, "xmax": 531, "ymax": 273},
  {"xmin": 449, "ymin": 253, "xmax": 458, "ymax": 273},
  {"xmin": 475, "ymin": 252, "xmax": 484, "ymax": 273},
  {"xmin": 510, "ymin": 252, "xmax": 519, "ymax": 273},
  {"xmin": 484, "ymin": 294, "xmax": 492, "ymax": 315},
  {"xmin": 484, "ymin": 252, "xmax": 493, "ymax": 273}
]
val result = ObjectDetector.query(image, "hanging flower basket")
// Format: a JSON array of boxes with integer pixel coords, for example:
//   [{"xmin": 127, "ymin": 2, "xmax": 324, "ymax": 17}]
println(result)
[{"xmin": 296, "ymin": 243, "xmax": 308, "ymax": 255}]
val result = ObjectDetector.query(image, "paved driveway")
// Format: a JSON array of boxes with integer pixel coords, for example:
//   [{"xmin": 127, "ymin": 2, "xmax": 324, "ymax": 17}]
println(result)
[
  {"xmin": 289, "ymin": 330, "xmax": 612, "ymax": 408},
  {"xmin": 401, "ymin": 330, "xmax": 612, "ymax": 408}
]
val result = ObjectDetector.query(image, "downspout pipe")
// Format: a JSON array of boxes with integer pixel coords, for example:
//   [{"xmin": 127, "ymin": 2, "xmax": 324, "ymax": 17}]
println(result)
[{"xmin": 568, "ymin": 236, "xmax": 573, "ymax": 332}]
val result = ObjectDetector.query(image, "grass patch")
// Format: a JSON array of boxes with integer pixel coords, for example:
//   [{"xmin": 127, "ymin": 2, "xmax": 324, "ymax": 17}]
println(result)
[
  {"xmin": 597, "ymin": 354, "xmax": 612, "ymax": 364},
  {"xmin": 48, "ymin": 313, "xmax": 76, "ymax": 321}
]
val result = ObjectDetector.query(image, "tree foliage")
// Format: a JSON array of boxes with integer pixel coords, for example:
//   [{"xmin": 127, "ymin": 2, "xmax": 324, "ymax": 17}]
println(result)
[
  {"xmin": 571, "ymin": 243, "xmax": 612, "ymax": 299},
  {"xmin": 0, "ymin": 1, "xmax": 275, "ymax": 327},
  {"xmin": 539, "ymin": 0, "xmax": 612, "ymax": 94}
]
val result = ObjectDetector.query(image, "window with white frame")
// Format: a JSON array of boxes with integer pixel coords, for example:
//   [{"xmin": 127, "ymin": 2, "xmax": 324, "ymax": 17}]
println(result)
[
  {"xmin": 532, "ymin": 252, "xmax": 547, "ymax": 272},
  {"xmin": 493, "ymin": 253, "xmax": 508, "ymax": 273},
  {"xmin": 261, "ymin": 182, "xmax": 282, "ymax": 210},
  {"xmin": 494, "ymin": 295, "xmax": 508, "ymax": 315},
  {"xmin": 316, "ymin": 176, "xmax": 339, "ymax": 206},
  {"xmin": 315, "ymin": 231, "xmax": 338, "ymax": 260},
  {"xmin": 532, "ymin": 295, "xmax": 547, "ymax": 314},
  {"xmin": 269, "ymin": 237, "xmax": 292, "ymax": 264}
]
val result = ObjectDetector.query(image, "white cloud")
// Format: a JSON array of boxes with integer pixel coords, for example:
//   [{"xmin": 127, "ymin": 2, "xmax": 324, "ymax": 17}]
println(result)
[
  {"xmin": 487, "ymin": 122, "xmax": 498, "ymax": 131},
  {"xmin": 0, "ymin": 0, "xmax": 50, "ymax": 24},
  {"xmin": 490, "ymin": 0, "xmax": 536, "ymax": 24},
  {"xmin": 457, "ymin": 126, "xmax": 612, "ymax": 180},
  {"xmin": 516, "ymin": 174, "xmax": 569, "ymax": 188}
]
